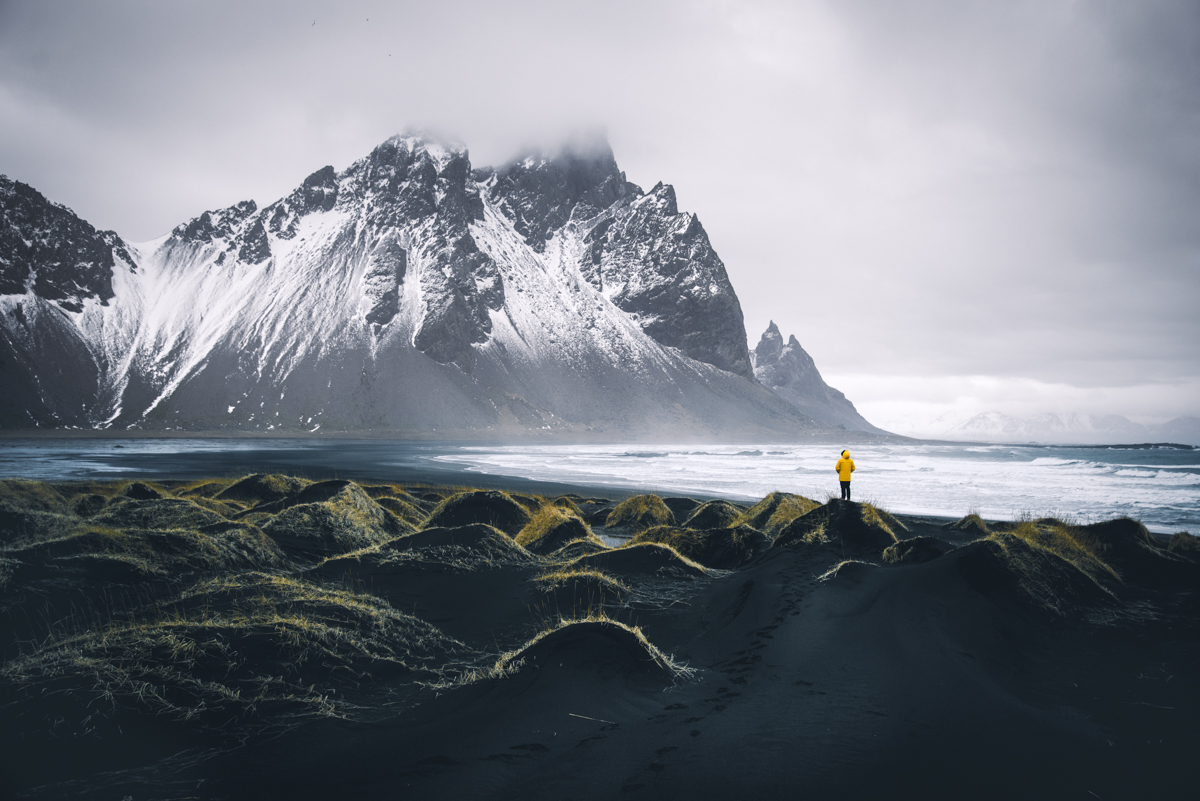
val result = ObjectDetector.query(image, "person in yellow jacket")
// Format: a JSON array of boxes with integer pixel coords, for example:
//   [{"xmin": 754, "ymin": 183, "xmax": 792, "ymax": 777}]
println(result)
[{"xmin": 835, "ymin": 449, "xmax": 855, "ymax": 501}]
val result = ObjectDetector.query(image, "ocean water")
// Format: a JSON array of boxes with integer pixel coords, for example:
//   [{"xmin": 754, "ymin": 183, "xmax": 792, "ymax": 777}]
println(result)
[
  {"xmin": 432, "ymin": 442, "xmax": 1200, "ymax": 534},
  {"xmin": 0, "ymin": 439, "xmax": 1196, "ymax": 534}
]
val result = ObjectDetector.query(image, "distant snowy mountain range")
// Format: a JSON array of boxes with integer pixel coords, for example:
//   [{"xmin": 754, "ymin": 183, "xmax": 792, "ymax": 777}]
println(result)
[
  {"xmin": 0, "ymin": 133, "xmax": 876, "ymax": 439},
  {"xmin": 881, "ymin": 410, "xmax": 1200, "ymax": 446}
]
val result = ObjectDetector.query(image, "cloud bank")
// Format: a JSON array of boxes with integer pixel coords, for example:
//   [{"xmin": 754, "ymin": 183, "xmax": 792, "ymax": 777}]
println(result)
[{"xmin": 1, "ymin": 0, "xmax": 1196, "ymax": 426}]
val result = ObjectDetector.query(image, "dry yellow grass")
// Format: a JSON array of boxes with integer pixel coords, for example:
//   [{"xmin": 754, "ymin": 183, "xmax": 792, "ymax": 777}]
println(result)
[
  {"xmin": 949, "ymin": 513, "xmax": 991, "ymax": 536},
  {"xmin": 0, "ymin": 478, "xmax": 71, "ymax": 512},
  {"xmin": 518, "ymin": 504, "xmax": 579, "ymax": 545},
  {"xmin": 1169, "ymin": 531, "xmax": 1199, "ymax": 555},
  {"xmin": 631, "ymin": 524, "xmax": 705, "ymax": 553},
  {"xmin": 3, "ymin": 571, "xmax": 472, "ymax": 727},
  {"xmin": 453, "ymin": 611, "xmax": 692, "ymax": 685},
  {"xmin": 562, "ymin": 540, "xmax": 708, "ymax": 576},
  {"xmin": 605, "ymin": 495, "xmax": 674, "ymax": 530},
  {"xmin": 995, "ymin": 520, "xmax": 1120, "ymax": 585},
  {"xmin": 860, "ymin": 503, "xmax": 907, "ymax": 539},
  {"xmin": 421, "ymin": 489, "xmax": 532, "ymax": 536},
  {"xmin": 516, "ymin": 504, "xmax": 602, "ymax": 553},
  {"xmin": 530, "ymin": 566, "xmax": 631, "ymax": 606},
  {"xmin": 550, "ymin": 496, "xmax": 584, "ymax": 514},
  {"xmin": 734, "ymin": 491, "xmax": 819, "ymax": 535}
]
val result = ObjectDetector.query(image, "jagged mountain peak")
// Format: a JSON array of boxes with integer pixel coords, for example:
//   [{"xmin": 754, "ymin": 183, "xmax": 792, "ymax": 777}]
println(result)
[
  {"xmin": 753, "ymin": 322, "xmax": 882, "ymax": 434},
  {"xmin": 0, "ymin": 174, "xmax": 134, "ymax": 310},
  {"xmin": 755, "ymin": 320, "xmax": 784, "ymax": 361},
  {"xmin": 170, "ymin": 200, "xmax": 258, "ymax": 245},
  {"xmin": 482, "ymin": 135, "xmax": 637, "ymax": 253},
  {"xmin": 362, "ymin": 131, "xmax": 477, "ymax": 193},
  {"xmin": 641, "ymin": 182, "xmax": 679, "ymax": 214},
  {"xmin": 382, "ymin": 130, "xmax": 469, "ymax": 162},
  {"xmin": 302, "ymin": 165, "xmax": 336, "ymax": 185}
]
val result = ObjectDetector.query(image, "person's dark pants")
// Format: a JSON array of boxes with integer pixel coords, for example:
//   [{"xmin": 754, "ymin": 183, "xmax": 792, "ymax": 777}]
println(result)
[{"xmin": 840, "ymin": 481, "xmax": 851, "ymax": 501}]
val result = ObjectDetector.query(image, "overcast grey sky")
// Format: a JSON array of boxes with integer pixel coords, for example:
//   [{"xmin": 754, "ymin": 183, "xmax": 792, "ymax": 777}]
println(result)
[{"xmin": 2, "ymin": 0, "xmax": 1197, "ymax": 428}]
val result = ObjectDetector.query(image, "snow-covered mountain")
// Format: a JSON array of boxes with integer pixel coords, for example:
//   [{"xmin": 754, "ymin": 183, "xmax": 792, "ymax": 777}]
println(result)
[
  {"xmin": 1, "ymin": 133, "xmax": 851, "ymax": 439},
  {"xmin": 882, "ymin": 410, "xmax": 1200, "ymax": 446},
  {"xmin": 751, "ymin": 322, "xmax": 883, "ymax": 434}
]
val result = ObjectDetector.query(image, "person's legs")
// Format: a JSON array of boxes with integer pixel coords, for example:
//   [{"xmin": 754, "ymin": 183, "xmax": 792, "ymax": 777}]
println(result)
[{"xmin": 840, "ymin": 480, "xmax": 850, "ymax": 500}]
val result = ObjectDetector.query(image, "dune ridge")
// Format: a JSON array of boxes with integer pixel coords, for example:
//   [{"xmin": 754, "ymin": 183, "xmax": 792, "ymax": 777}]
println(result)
[{"xmin": 1, "ymin": 475, "xmax": 1197, "ymax": 800}]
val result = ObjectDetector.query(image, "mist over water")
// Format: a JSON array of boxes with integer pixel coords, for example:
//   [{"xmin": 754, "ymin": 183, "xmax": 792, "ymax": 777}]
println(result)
[{"xmin": 0, "ymin": 439, "xmax": 1195, "ymax": 534}]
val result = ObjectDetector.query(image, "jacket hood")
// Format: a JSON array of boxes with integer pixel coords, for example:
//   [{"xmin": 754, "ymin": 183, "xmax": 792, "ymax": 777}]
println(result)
[{"xmin": 842, "ymin": 450, "xmax": 850, "ymax": 458}]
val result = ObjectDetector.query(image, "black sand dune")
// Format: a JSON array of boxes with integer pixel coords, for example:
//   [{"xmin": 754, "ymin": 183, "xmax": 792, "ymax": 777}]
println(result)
[
  {"xmin": 681, "ymin": 499, "xmax": 743, "ymax": 530},
  {"xmin": 1, "ymin": 477, "xmax": 1197, "ymax": 800},
  {"xmin": 565, "ymin": 541, "xmax": 708, "ymax": 578},
  {"xmin": 423, "ymin": 489, "xmax": 533, "ymax": 536},
  {"xmin": 515, "ymin": 504, "xmax": 603, "ymax": 555},
  {"xmin": 631, "ymin": 524, "xmax": 771, "ymax": 569}
]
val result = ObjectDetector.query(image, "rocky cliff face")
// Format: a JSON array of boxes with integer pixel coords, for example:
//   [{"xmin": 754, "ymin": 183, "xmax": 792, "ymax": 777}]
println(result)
[
  {"xmin": 0, "ymin": 176, "xmax": 140, "ymax": 425},
  {"xmin": 480, "ymin": 146, "xmax": 752, "ymax": 377},
  {"xmin": 0, "ymin": 135, "xmax": 819, "ymax": 438},
  {"xmin": 0, "ymin": 176, "xmax": 134, "ymax": 310},
  {"xmin": 752, "ymin": 322, "xmax": 883, "ymax": 434}
]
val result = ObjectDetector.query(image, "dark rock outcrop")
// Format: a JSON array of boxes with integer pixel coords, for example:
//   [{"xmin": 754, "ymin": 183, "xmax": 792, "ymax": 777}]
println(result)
[
  {"xmin": 0, "ymin": 175, "xmax": 133, "ymax": 309},
  {"xmin": 267, "ymin": 166, "xmax": 340, "ymax": 239},
  {"xmin": 347, "ymin": 136, "xmax": 501, "ymax": 368},
  {"xmin": 0, "ymin": 176, "xmax": 136, "ymax": 427},
  {"xmin": 578, "ymin": 182, "xmax": 753, "ymax": 377},
  {"xmin": 480, "ymin": 140, "xmax": 753, "ymax": 377},
  {"xmin": 172, "ymin": 200, "xmax": 258, "ymax": 245},
  {"xmin": 484, "ymin": 138, "xmax": 634, "ymax": 252}
]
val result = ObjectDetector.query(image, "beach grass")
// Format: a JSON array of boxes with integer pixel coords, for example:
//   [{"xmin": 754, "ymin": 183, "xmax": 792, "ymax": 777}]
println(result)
[{"xmin": 604, "ymin": 494, "xmax": 675, "ymax": 531}]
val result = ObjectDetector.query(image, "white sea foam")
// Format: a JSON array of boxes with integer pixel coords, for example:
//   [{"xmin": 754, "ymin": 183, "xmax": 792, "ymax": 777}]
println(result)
[{"xmin": 432, "ymin": 442, "xmax": 1200, "ymax": 533}]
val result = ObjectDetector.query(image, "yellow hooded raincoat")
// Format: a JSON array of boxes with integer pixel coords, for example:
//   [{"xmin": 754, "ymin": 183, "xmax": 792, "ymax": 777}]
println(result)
[{"xmin": 836, "ymin": 450, "xmax": 855, "ymax": 481}]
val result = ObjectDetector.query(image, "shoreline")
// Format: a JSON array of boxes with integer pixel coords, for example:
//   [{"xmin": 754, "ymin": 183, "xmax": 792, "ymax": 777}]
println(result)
[
  {"xmin": 3, "ymin": 429, "xmax": 1195, "ymax": 451},
  {"xmin": 2, "ymin": 437, "xmax": 1194, "ymax": 535}
]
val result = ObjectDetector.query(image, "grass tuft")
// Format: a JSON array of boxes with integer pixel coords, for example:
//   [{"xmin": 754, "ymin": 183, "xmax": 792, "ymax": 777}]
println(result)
[
  {"xmin": 1168, "ymin": 531, "xmax": 1200, "ymax": 556},
  {"xmin": 0, "ymin": 479, "xmax": 70, "ymax": 513},
  {"xmin": 422, "ymin": 490, "xmax": 532, "ymax": 537},
  {"xmin": 682, "ymin": 500, "xmax": 741, "ymax": 530},
  {"xmin": 734, "ymin": 491, "xmax": 820, "ymax": 535},
  {"xmin": 860, "ymin": 503, "xmax": 907, "ymax": 539},
  {"xmin": 631, "ymin": 524, "xmax": 769, "ymax": 569},
  {"xmin": 516, "ymin": 505, "xmax": 602, "ymax": 554},
  {"xmin": 605, "ymin": 495, "xmax": 675, "ymax": 531},
  {"xmin": 948, "ymin": 513, "xmax": 991, "ymax": 536},
  {"xmin": 996, "ymin": 520, "xmax": 1120, "ymax": 585},
  {"xmin": 478, "ymin": 613, "xmax": 693, "ymax": 684},
  {"xmin": 2, "ymin": 571, "xmax": 474, "ymax": 733}
]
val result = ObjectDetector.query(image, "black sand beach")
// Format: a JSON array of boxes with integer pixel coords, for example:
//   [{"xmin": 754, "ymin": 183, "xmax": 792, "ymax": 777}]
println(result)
[{"xmin": 1, "ymin": 474, "xmax": 1197, "ymax": 800}]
